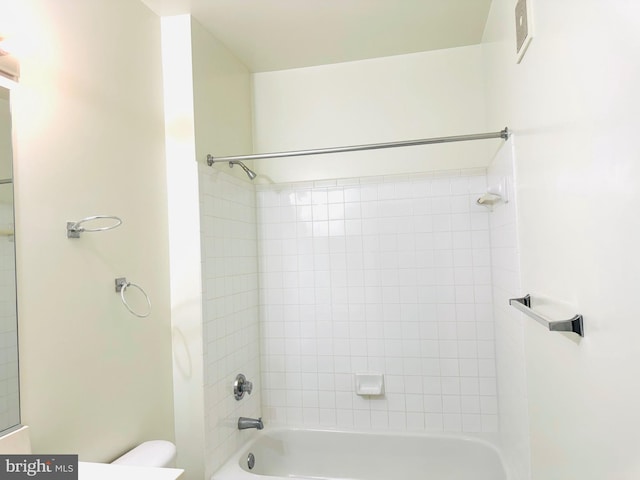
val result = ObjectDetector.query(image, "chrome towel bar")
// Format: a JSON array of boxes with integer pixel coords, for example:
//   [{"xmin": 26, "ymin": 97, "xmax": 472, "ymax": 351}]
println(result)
[{"xmin": 509, "ymin": 294, "xmax": 584, "ymax": 337}]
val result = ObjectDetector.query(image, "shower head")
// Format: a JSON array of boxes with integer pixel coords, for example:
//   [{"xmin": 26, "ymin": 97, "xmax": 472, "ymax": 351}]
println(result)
[
  {"xmin": 230, "ymin": 160, "xmax": 257, "ymax": 180},
  {"xmin": 206, "ymin": 154, "xmax": 257, "ymax": 180}
]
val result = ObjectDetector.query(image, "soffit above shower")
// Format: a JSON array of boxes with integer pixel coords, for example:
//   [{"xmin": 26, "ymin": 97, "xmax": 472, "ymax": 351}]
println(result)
[{"xmin": 140, "ymin": 0, "xmax": 493, "ymax": 72}]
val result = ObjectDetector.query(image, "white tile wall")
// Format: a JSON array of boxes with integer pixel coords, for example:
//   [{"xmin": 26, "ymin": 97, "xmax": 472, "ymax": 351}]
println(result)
[
  {"xmin": 0, "ymin": 200, "xmax": 18, "ymax": 432},
  {"xmin": 257, "ymin": 170, "xmax": 498, "ymax": 433},
  {"xmin": 488, "ymin": 140, "xmax": 531, "ymax": 479},
  {"xmin": 199, "ymin": 166, "xmax": 261, "ymax": 476}
]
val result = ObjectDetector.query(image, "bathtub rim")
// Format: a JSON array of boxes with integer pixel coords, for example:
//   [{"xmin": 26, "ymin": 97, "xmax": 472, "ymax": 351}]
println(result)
[{"xmin": 213, "ymin": 426, "xmax": 511, "ymax": 480}]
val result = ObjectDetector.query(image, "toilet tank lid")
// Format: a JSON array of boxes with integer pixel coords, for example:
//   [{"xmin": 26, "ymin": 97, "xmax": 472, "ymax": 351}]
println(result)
[{"xmin": 111, "ymin": 440, "xmax": 176, "ymax": 467}]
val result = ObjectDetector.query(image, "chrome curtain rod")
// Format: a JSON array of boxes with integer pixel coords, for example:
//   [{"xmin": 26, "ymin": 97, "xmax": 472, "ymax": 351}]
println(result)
[{"xmin": 207, "ymin": 127, "xmax": 510, "ymax": 165}]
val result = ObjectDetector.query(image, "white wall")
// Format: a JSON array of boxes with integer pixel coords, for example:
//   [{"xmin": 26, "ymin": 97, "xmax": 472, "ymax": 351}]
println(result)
[
  {"xmin": 1, "ymin": 0, "xmax": 174, "ymax": 460},
  {"xmin": 162, "ymin": 15, "xmax": 257, "ymax": 478},
  {"xmin": 161, "ymin": 14, "xmax": 205, "ymax": 480},
  {"xmin": 483, "ymin": 1, "xmax": 640, "ymax": 478},
  {"xmin": 252, "ymin": 46, "xmax": 497, "ymax": 183},
  {"xmin": 257, "ymin": 171, "xmax": 499, "ymax": 435},
  {"xmin": 191, "ymin": 18, "xmax": 254, "ymax": 181},
  {"xmin": 488, "ymin": 139, "xmax": 530, "ymax": 479}
]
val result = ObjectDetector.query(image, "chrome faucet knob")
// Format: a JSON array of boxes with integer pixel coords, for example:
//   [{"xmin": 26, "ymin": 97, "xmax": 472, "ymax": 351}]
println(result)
[
  {"xmin": 234, "ymin": 373, "xmax": 253, "ymax": 400},
  {"xmin": 243, "ymin": 380, "xmax": 253, "ymax": 395}
]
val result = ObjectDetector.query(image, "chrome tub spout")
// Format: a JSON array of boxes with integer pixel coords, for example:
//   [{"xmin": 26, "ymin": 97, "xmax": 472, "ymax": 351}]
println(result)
[{"xmin": 238, "ymin": 417, "xmax": 264, "ymax": 430}]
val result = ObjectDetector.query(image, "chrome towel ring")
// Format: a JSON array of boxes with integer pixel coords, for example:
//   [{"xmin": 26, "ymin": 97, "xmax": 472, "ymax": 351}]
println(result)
[
  {"xmin": 67, "ymin": 215, "xmax": 123, "ymax": 238},
  {"xmin": 115, "ymin": 277, "xmax": 151, "ymax": 318}
]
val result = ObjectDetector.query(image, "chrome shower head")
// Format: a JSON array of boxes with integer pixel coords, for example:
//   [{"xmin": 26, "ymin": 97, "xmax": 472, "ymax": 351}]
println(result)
[
  {"xmin": 230, "ymin": 160, "xmax": 257, "ymax": 180},
  {"xmin": 205, "ymin": 154, "xmax": 258, "ymax": 180}
]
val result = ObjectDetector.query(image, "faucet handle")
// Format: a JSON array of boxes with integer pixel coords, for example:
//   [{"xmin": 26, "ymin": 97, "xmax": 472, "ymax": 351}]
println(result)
[
  {"xmin": 234, "ymin": 373, "xmax": 253, "ymax": 400},
  {"xmin": 243, "ymin": 380, "xmax": 253, "ymax": 395}
]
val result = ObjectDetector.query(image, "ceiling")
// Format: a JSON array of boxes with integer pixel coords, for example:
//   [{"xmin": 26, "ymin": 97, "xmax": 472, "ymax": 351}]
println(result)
[{"xmin": 140, "ymin": 0, "xmax": 493, "ymax": 72}]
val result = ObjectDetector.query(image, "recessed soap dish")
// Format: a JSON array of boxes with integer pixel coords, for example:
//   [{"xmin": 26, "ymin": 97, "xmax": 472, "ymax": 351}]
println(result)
[{"xmin": 355, "ymin": 373, "xmax": 384, "ymax": 396}]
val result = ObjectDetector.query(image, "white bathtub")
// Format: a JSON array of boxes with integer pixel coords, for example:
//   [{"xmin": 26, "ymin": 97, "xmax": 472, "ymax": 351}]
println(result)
[{"xmin": 212, "ymin": 428, "xmax": 508, "ymax": 480}]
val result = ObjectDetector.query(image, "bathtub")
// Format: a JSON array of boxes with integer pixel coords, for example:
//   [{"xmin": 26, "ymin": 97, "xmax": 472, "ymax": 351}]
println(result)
[{"xmin": 212, "ymin": 428, "xmax": 508, "ymax": 480}]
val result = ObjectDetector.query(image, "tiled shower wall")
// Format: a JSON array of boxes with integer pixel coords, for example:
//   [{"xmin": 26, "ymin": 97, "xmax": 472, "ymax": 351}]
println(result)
[
  {"xmin": 0, "ymin": 201, "xmax": 17, "ymax": 430},
  {"xmin": 257, "ymin": 170, "xmax": 498, "ymax": 433},
  {"xmin": 199, "ymin": 166, "xmax": 261, "ymax": 476},
  {"xmin": 0, "ymin": 99, "xmax": 17, "ymax": 431}
]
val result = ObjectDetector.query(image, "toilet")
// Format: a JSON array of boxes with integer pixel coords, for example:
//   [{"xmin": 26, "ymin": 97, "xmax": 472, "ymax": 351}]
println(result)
[{"xmin": 111, "ymin": 440, "xmax": 176, "ymax": 468}]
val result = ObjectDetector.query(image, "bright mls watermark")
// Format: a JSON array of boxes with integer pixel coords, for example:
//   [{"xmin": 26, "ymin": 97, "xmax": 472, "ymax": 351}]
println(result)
[{"xmin": 0, "ymin": 455, "xmax": 77, "ymax": 479}]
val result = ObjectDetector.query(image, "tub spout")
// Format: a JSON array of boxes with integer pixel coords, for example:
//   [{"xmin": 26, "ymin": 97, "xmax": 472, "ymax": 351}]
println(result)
[{"xmin": 238, "ymin": 417, "xmax": 264, "ymax": 430}]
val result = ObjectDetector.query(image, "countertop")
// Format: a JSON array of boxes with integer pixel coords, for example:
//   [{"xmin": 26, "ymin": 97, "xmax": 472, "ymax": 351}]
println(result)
[{"xmin": 79, "ymin": 462, "xmax": 183, "ymax": 479}]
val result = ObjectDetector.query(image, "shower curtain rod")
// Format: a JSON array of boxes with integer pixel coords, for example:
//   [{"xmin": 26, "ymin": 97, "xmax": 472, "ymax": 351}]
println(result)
[{"xmin": 207, "ymin": 127, "xmax": 509, "ymax": 165}]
